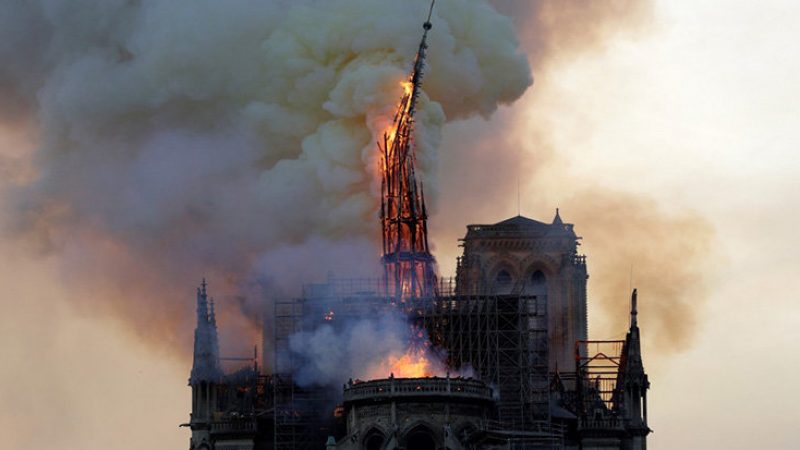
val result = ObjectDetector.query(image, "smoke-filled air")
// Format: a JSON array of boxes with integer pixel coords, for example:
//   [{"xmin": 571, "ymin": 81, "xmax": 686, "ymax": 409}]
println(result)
[
  {"xmin": 287, "ymin": 310, "xmax": 461, "ymax": 387},
  {"xmin": 431, "ymin": 0, "xmax": 714, "ymax": 355},
  {"xmin": 0, "ymin": 0, "xmax": 531, "ymax": 354},
  {"xmin": 0, "ymin": 0, "xmax": 714, "ymax": 361}
]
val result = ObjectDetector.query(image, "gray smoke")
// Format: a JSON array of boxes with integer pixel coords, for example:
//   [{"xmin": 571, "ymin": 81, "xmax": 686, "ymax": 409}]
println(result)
[
  {"xmin": 0, "ymin": 0, "xmax": 532, "ymax": 351},
  {"xmin": 287, "ymin": 308, "xmax": 474, "ymax": 387}
]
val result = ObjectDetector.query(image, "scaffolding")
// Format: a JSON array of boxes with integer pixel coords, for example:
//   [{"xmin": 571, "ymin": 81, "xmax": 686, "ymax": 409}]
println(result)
[
  {"xmin": 272, "ymin": 298, "xmax": 311, "ymax": 450},
  {"xmin": 272, "ymin": 284, "xmax": 395, "ymax": 450},
  {"xmin": 420, "ymin": 293, "xmax": 552, "ymax": 435},
  {"xmin": 575, "ymin": 340, "xmax": 625, "ymax": 416},
  {"xmin": 271, "ymin": 277, "xmax": 560, "ymax": 449}
]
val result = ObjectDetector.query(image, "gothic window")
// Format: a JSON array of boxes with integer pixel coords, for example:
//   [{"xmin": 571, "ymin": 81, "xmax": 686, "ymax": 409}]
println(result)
[
  {"xmin": 495, "ymin": 269, "xmax": 512, "ymax": 285},
  {"xmin": 405, "ymin": 425, "xmax": 436, "ymax": 450},
  {"xmin": 363, "ymin": 428, "xmax": 386, "ymax": 450},
  {"xmin": 528, "ymin": 270, "xmax": 547, "ymax": 296},
  {"xmin": 531, "ymin": 270, "xmax": 546, "ymax": 286}
]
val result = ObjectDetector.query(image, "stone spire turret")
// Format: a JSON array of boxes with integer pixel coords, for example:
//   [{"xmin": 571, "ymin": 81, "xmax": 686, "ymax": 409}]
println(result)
[
  {"xmin": 618, "ymin": 289, "xmax": 651, "ymax": 447},
  {"xmin": 190, "ymin": 279, "xmax": 222, "ymax": 384},
  {"xmin": 188, "ymin": 279, "xmax": 221, "ymax": 450},
  {"xmin": 552, "ymin": 208, "xmax": 563, "ymax": 226}
]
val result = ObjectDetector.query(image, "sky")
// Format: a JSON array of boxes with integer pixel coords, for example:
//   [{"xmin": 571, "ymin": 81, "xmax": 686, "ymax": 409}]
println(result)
[
  {"xmin": 432, "ymin": 0, "xmax": 799, "ymax": 448},
  {"xmin": 1, "ymin": 0, "xmax": 799, "ymax": 449}
]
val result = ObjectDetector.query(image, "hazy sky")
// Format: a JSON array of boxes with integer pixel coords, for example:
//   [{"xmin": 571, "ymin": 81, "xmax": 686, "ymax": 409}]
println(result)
[{"xmin": 1, "ymin": 0, "xmax": 798, "ymax": 449}]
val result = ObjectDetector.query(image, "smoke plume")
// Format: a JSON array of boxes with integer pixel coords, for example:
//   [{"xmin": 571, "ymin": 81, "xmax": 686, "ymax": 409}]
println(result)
[
  {"xmin": 563, "ymin": 189, "xmax": 714, "ymax": 352},
  {"xmin": 430, "ymin": 0, "xmax": 714, "ymax": 354},
  {"xmin": 0, "ymin": 0, "xmax": 531, "ymax": 354},
  {"xmin": 490, "ymin": 0, "xmax": 654, "ymax": 65},
  {"xmin": 1, "ymin": 0, "xmax": 711, "ymax": 359},
  {"xmin": 287, "ymin": 311, "xmax": 450, "ymax": 387}
]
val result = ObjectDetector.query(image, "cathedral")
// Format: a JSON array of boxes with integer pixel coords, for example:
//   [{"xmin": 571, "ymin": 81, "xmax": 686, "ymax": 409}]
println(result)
[
  {"xmin": 183, "ymin": 5, "xmax": 650, "ymax": 449},
  {"xmin": 184, "ymin": 212, "xmax": 651, "ymax": 450}
]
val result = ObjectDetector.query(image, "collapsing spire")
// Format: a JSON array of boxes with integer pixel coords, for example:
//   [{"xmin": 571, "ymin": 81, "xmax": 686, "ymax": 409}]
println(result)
[
  {"xmin": 190, "ymin": 279, "xmax": 222, "ymax": 383},
  {"xmin": 379, "ymin": 1, "xmax": 438, "ymax": 302}
]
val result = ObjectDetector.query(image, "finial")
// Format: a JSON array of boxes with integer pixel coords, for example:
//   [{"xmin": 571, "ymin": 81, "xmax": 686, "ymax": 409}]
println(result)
[
  {"xmin": 552, "ymin": 208, "xmax": 563, "ymax": 226},
  {"xmin": 631, "ymin": 288, "xmax": 638, "ymax": 328},
  {"xmin": 424, "ymin": 0, "xmax": 435, "ymax": 30},
  {"xmin": 201, "ymin": 277, "xmax": 208, "ymax": 296}
]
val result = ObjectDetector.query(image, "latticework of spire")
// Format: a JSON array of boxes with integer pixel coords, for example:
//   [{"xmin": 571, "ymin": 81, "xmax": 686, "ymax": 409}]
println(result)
[{"xmin": 379, "ymin": 2, "xmax": 438, "ymax": 302}]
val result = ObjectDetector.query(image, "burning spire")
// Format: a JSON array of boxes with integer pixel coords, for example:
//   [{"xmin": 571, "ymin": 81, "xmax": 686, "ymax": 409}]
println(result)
[{"xmin": 379, "ymin": 1, "xmax": 438, "ymax": 302}]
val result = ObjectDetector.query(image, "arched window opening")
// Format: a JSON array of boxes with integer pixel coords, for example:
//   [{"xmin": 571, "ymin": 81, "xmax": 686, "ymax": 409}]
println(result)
[
  {"xmin": 406, "ymin": 427, "xmax": 436, "ymax": 450},
  {"xmin": 364, "ymin": 431, "xmax": 385, "ymax": 450},
  {"xmin": 495, "ymin": 269, "xmax": 512, "ymax": 285},
  {"xmin": 526, "ymin": 269, "xmax": 547, "ymax": 296}
]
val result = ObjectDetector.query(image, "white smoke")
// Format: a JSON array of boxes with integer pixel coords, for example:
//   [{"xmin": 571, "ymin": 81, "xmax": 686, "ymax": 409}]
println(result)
[
  {"xmin": 287, "ymin": 313, "xmax": 410, "ymax": 387},
  {"xmin": 287, "ymin": 309, "xmax": 467, "ymax": 387},
  {"xmin": 0, "ymin": 0, "xmax": 532, "ymax": 348}
]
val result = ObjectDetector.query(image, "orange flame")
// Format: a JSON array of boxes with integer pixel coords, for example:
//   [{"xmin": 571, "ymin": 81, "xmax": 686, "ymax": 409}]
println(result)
[
  {"xmin": 369, "ymin": 346, "xmax": 439, "ymax": 379},
  {"xmin": 401, "ymin": 80, "xmax": 413, "ymax": 97},
  {"xmin": 382, "ymin": 81, "xmax": 413, "ymax": 147}
]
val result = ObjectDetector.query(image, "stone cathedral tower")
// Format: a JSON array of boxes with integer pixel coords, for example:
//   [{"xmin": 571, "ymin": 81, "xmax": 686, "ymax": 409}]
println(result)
[{"xmin": 455, "ymin": 210, "xmax": 589, "ymax": 370}]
